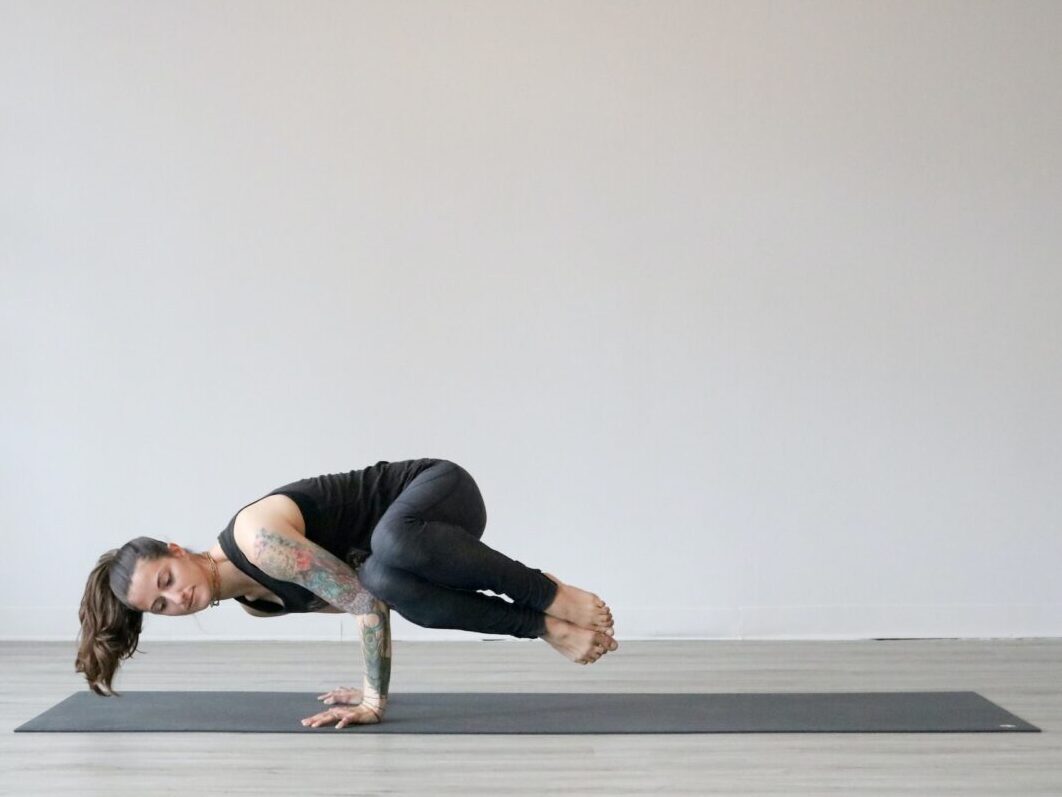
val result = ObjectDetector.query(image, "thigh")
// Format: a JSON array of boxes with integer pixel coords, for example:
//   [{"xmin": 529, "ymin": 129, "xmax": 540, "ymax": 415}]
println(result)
[{"xmin": 378, "ymin": 459, "xmax": 488, "ymax": 537}]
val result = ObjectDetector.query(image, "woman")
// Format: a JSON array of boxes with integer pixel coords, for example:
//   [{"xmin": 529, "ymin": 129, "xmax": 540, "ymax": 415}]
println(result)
[{"xmin": 76, "ymin": 458, "xmax": 618, "ymax": 728}]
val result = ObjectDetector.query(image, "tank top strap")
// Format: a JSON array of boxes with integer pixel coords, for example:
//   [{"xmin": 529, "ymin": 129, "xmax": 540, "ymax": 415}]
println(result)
[{"xmin": 217, "ymin": 521, "xmax": 321, "ymax": 613}]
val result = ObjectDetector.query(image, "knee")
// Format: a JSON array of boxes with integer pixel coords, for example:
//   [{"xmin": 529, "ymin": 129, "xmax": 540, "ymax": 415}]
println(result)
[
  {"xmin": 356, "ymin": 555, "xmax": 397, "ymax": 603},
  {"xmin": 468, "ymin": 500, "xmax": 487, "ymax": 539},
  {"xmin": 452, "ymin": 464, "xmax": 487, "ymax": 537},
  {"xmin": 359, "ymin": 556, "xmax": 428, "ymax": 617},
  {"xmin": 358, "ymin": 557, "xmax": 448, "ymax": 628},
  {"xmin": 370, "ymin": 517, "xmax": 428, "ymax": 571}
]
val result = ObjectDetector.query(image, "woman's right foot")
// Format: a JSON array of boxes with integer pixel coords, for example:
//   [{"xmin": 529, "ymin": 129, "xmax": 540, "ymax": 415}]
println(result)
[
  {"xmin": 541, "ymin": 616, "xmax": 619, "ymax": 665},
  {"xmin": 542, "ymin": 572, "xmax": 615, "ymax": 635}
]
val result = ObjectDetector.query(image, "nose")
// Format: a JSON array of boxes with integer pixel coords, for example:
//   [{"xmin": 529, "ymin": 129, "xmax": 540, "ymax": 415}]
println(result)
[{"xmin": 171, "ymin": 584, "xmax": 192, "ymax": 611}]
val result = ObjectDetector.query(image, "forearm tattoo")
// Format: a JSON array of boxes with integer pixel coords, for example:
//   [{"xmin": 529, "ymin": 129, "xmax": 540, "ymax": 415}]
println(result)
[
  {"xmin": 252, "ymin": 526, "xmax": 391, "ymax": 698},
  {"xmin": 357, "ymin": 603, "xmax": 392, "ymax": 701}
]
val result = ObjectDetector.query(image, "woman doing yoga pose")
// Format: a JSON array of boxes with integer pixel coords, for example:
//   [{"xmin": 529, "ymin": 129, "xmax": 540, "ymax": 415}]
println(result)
[{"xmin": 76, "ymin": 458, "xmax": 618, "ymax": 727}]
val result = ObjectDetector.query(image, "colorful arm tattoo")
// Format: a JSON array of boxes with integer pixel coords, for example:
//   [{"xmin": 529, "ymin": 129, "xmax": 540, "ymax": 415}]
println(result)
[{"xmin": 251, "ymin": 525, "xmax": 391, "ymax": 702}]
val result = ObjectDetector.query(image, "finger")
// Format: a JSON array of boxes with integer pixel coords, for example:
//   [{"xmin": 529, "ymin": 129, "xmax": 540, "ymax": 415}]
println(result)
[{"xmin": 320, "ymin": 689, "xmax": 359, "ymax": 704}]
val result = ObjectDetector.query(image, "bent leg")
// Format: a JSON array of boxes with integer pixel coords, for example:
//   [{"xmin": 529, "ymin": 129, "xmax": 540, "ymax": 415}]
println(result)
[
  {"xmin": 358, "ymin": 555, "xmax": 548, "ymax": 639},
  {"xmin": 370, "ymin": 461, "xmax": 558, "ymax": 613}
]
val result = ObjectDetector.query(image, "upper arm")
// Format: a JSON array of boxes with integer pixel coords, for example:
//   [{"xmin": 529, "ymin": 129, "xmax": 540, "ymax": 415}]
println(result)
[{"xmin": 234, "ymin": 514, "xmax": 381, "ymax": 616}]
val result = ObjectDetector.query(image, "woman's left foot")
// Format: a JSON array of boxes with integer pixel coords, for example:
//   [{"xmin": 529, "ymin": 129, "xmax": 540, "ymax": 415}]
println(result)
[{"xmin": 542, "ymin": 572, "xmax": 615, "ymax": 635}]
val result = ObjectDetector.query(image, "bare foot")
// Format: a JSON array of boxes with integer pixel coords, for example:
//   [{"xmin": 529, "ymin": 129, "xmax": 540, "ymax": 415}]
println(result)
[
  {"xmin": 541, "ymin": 616, "xmax": 619, "ymax": 665},
  {"xmin": 542, "ymin": 572, "xmax": 615, "ymax": 635}
]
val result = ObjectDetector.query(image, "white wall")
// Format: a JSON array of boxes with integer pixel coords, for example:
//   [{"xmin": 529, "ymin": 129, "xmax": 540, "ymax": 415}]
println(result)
[{"xmin": 2, "ymin": 0, "xmax": 1060, "ymax": 642}]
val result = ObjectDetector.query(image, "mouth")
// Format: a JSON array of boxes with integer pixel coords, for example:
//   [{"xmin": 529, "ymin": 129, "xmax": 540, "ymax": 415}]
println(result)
[{"xmin": 188, "ymin": 585, "xmax": 195, "ymax": 611}]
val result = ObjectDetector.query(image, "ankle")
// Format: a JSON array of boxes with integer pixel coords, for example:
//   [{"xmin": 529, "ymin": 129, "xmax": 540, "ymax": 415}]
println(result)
[{"xmin": 541, "ymin": 573, "xmax": 561, "ymax": 612}]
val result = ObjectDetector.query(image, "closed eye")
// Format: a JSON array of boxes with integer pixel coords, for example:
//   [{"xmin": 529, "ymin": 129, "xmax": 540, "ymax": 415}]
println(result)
[{"xmin": 157, "ymin": 573, "xmax": 169, "ymax": 613}]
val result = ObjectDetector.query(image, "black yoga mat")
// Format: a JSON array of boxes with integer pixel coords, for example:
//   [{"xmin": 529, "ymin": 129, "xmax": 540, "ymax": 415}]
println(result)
[{"xmin": 14, "ymin": 690, "xmax": 1039, "ymax": 734}]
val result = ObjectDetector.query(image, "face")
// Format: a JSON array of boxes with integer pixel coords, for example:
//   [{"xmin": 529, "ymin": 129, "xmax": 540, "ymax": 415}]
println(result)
[{"xmin": 126, "ymin": 543, "xmax": 208, "ymax": 616}]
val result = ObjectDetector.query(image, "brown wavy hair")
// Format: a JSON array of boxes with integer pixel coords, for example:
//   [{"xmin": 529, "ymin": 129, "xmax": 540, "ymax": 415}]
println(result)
[{"xmin": 75, "ymin": 537, "xmax": 170, "ymax": 696}]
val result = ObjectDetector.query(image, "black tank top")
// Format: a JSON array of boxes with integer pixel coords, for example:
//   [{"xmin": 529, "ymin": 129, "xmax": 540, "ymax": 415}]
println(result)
[{"xmin": 217, "ymin": 458, "xmax": 441, "ymax": 614}]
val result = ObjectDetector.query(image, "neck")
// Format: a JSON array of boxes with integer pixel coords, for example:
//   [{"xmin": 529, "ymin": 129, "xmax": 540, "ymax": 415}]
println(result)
[{"xmin": 203, "ymin": 546, "xmax": 263, "ymax": 602}]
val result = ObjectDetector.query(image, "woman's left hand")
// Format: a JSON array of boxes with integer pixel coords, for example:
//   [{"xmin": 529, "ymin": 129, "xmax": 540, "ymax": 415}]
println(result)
[{"xmin": 301, "ymin": 703, "xmax": 383, "ymax": 728}]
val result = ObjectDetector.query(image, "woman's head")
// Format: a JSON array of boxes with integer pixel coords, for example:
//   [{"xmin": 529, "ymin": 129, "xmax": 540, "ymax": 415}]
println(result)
[{"xmin": 75, "ymin": 536, "xmax": 211, "ymax": 696}]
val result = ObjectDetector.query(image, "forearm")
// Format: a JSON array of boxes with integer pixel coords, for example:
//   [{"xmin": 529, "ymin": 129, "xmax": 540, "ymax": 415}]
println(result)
[
  {"xmin": 248, "ymin": 525, "xmax": 393, "ymax": 708},
  {"xmin": 358, "ymin": 599, "xmax": 391, "ymax": 710}
]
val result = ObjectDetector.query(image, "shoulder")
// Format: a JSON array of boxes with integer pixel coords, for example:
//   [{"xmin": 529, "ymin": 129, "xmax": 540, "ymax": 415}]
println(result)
[
  {"xmin": 237, "ymin": 494, "xmax": 307, "ymax": 535},
  {"xmin": 233, "ymin": 507, "xmax": 306, "ymax": 570}
]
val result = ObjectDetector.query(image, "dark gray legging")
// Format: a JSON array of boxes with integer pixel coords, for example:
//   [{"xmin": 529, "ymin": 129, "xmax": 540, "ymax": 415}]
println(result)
[{"xmin": 357, "ymin": 460, "xmax": 558, "ymax": 639}]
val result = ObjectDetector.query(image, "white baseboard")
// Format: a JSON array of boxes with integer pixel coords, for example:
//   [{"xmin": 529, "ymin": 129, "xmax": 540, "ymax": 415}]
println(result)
[{"xmin": 2, "ymin": 603, "xmax": 1060, "ymax": 641}]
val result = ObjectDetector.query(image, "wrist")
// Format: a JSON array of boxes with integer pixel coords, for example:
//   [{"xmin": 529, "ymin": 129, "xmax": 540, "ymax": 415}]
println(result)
[
  {"xmin": 362, "ymin": 697, "xmax": 387, "ymax": 716},
  {"xmin": 361, "ymin": 686, "xmax": 388, "ymax": 707}
]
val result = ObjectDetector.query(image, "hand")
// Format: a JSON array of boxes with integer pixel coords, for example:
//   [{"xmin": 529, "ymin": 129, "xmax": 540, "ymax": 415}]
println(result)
[
  {"xmin": 316, "ymin": 686, "xmax": 364, "ymax": 705},
  {"xmin": 300, "ymin": 703, "xmax": 383, "ymax": 728}
]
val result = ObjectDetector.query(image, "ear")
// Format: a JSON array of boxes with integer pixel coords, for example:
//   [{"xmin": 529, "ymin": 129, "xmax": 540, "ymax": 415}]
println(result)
[{"xmin": 167, "ymin": 542, "xmax": 184, "ymax": 557}]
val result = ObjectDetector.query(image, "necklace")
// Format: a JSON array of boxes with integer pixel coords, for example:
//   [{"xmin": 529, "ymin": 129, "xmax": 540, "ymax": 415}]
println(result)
[{"xmin": 201, "ymin": 552, "xmax": 221, "ymax": 607}]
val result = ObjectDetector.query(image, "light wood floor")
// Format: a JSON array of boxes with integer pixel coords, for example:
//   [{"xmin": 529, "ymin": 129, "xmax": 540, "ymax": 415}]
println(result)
[{"xmin": 3, "ymin": 638, "xmax": 1060, "ymax": 795}]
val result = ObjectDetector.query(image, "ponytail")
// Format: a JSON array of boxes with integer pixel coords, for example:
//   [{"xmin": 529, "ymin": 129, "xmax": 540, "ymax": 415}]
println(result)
[{"xmin": 74, "ymin": 538, "xmax": 168, "ymax": 696}]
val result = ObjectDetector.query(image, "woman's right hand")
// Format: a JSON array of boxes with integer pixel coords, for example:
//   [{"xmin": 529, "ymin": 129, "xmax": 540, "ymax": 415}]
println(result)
[{"xmin": 316, "ymin": 686, "xmax": 364, "ymax": 705}]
